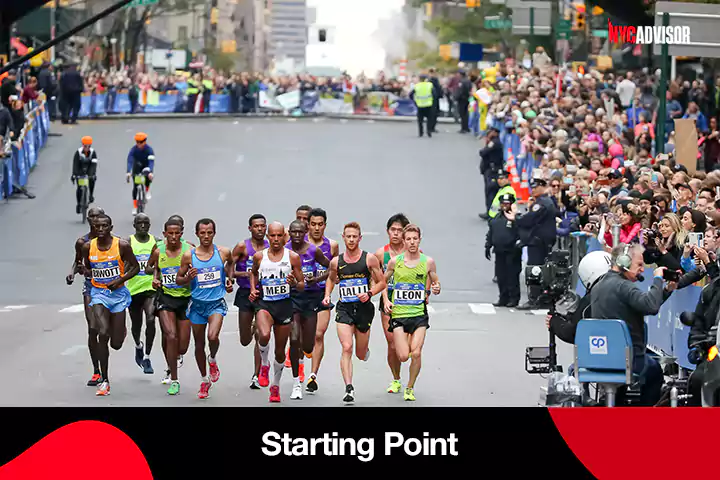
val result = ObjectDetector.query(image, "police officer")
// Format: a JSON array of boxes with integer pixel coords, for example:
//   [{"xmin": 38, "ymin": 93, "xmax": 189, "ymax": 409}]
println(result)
[
  {"xmin": 478, "ymin": 127, "xmax": 504, "ymax": 220},
  {"xmin": 412, "ymin": 74, "xmax": 434, "ymax": 138},
  {"xmin": 488, "ymin": 170, "xmax": 517, "ymax": 220},
  {"xmin": 516, "ymin": 175, "xmax": 558, "ymax": 309},
  {"xmin": 186, "ymin": 74, "xmax": 200, "ymax": 112},
  {"xmin": 485, "ymin": 193, "xmax": 522, "ymax": 307},
  {"xmin": 428, "ymin": 68, "xmax": 442, "ymax": 134}
]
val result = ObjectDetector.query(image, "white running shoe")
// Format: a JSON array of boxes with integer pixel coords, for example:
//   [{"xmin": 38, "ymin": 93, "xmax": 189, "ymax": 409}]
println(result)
[
  {"xmin": 291, "ymin": 383, "xmax": 303, "ymax": 400},
  {"xmin": 161, "ymin": 369, "xmax": 171, "ymax": 385},
  {"xmin": 132, "ymin": 208, "xmax": 137, "ymax": 216},
  {"xmin": 177, "ymin": 355, "xmax": 184, "ymax": 368},
  {"xmin": 146, "ymin": 191, "xmax": 152, "ymax": 200}
]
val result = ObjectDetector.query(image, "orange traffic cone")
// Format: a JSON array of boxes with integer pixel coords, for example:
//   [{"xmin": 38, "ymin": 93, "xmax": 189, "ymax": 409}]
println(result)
[{"xmin": 518, "ymin": 168, "xmax": 530, "ymax": 204}]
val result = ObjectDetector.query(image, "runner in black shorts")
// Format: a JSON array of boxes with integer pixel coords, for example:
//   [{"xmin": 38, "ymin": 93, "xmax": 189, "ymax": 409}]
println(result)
[
  {"xmin": 148, "ymin": 217, "xmax": 192, "ymax": 395},
  {"xmin": 323, "ymin": 221, "xmax": 386, "ymax": 404},
  {"xmin": 285, "ymin": 220, "xmax": 330, "ymax": 399},
  {"xmin": 249, "ymin": 222, "xmax": 305, "ymax": 403},
  {"xmin": 231, "ymin": 214, "xmax": 269, "ymax": 389}
]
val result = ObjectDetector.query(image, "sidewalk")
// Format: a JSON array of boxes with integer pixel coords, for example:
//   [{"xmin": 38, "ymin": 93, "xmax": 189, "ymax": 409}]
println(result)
[{"xmin": 78, "ymin": 112, "xmax": 459, "ymax": 124}]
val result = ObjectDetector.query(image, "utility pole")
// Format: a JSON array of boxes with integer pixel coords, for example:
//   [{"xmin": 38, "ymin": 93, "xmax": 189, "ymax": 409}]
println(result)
[
  {"xmin": 50, "ymin": 0, "xmax": 59, "ymax": 62},
  {"xmin": 655, "ymin": 12, "xmax": 670, "ymax": 154}
]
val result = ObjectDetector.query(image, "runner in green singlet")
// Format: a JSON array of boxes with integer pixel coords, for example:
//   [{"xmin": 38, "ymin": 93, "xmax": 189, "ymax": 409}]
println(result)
[
  {"xmin": 126, "ymin": 213, "xmax": 160, "ymax": 375},
  {"xmin": 382, "ymin": 224, "xmax": 441, "ymax": 402},
  {"xmin": 374, "ymin": 213, "xmax": 410, "ymax": 394},
  {"xmin": 148, "ymin": 217, "xmax": 193, "ymax": 395}
]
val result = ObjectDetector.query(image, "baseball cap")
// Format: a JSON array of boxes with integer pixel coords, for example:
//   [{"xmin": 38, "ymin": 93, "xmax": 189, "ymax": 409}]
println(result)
[
  {"xmin": 675, "ymin": 183, "xmax": 692, "ymax": 192},
  {"xmin": 607, "ymin": 169, "xmax": 623, "ymax": 179}
]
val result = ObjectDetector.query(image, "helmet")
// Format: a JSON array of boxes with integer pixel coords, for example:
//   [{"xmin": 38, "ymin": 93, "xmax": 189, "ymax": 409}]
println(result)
[
  {"xmin": 577, "ymin": 251, "xmax": 612, "ymax": 289},
  {"xmin": 81, "ymin": 136, "xmax": 93, "ymax": 146},
  {"xmin": 134, "ymin": 132, "xmax": 148, "ymax": 143}
]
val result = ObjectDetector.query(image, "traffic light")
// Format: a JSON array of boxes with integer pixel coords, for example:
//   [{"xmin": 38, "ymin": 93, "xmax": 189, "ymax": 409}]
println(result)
[
  {"xmin": 466, "ymin": 0, "xmax": 480, "ymax": 8},
  {"xmin": 319, "ymin": 29, "xmax": 327, "ymax": 42},
  {"xmin": 573, "ymin": 3, "xmax": 586, "ymax": 31}
]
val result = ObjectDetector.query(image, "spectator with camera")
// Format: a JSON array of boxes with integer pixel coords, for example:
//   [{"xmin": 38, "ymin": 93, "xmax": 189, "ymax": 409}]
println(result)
[
  {"xmin": 591, "ymin": 243, "xmax": 677, "ymax": 406},
  {"xmin": 642, "ymin": 213, "xmax": 686, "ymax": 273},
  {"xmin": 603, "ymin": 203, "xmax": 643, "ymax": 248}
]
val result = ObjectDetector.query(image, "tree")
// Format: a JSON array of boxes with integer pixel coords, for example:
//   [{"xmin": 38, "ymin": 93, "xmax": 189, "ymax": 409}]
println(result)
[{"xmin": 404, "ymin": 39, "xmax": 459, "ymax": 73}]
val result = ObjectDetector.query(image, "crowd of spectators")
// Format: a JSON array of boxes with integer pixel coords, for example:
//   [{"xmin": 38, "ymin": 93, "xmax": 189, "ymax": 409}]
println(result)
[{"xmin": 477, "ymin": 53, "xmax": 720, "ymax": 280}]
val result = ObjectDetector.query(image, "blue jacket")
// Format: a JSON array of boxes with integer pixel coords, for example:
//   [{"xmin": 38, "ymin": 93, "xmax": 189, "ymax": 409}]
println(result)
[{"xmin": 127, "ymin": 145, "xmax": 155, "ymax": 174}]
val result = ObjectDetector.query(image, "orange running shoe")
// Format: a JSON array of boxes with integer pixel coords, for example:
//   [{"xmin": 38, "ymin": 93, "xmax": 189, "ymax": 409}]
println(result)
[
  {"xmin": 258, "ymin": 365, "xmax": 270, "ymax": 387},
  {"xmin": 269, "ymin": 385, "xmax": 281, "ymax": 403},
  {"xmin": 87, "ymin": 373, "xmax": 102, "ymax": 387}
]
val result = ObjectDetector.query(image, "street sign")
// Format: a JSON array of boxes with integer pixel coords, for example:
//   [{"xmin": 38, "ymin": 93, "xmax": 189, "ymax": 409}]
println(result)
[
  {"xmin": 484, "ymin": 18, "xmax": 512, "ymax": 29},
  {"xmin": 556, "ymin": 31, "xmax": 571, "ymax": 40},
  {"xmin": 592, "ymin": 29, "xmax": 608, "ymax": 38},
  {"xmin": 557, "ymin": 19, "xmax": 571, "ymax": 32},
  {"xmin": 125, "ymin": 0, "xmax": 158, "ymax": 7},
  {"xmin": 511, "ymin": 2, "xmax": 552, "ymax": 36},
  {"xmin": 653, "ymin": 2, "xmax": 720, "ymax": 59}
]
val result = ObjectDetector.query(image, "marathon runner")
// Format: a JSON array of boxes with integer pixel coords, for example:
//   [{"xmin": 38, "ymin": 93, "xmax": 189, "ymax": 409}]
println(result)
[
  {"xmin": 147, "ymin": 217, "xmax": 192, "ymax": 395},
  {"xmin": 285, "ymin": 220, "xmax": 330, "ymax": 399},
  {"xmin": 81, "ymin": 214, "xmax": 140, "ymax": 396},
  {"xmin": 176, "ymin": 218, "xmax": 234, "ymax": 400},
  {"xmin": 283, "ymin": 205, "xmax": 313, "ymax": 243},
  {"xmin": 145, "ymin": 213, "xmax": 194, "ymax": 379},
  {"xmin": 125, "ymin": 213, "xmax": 159, "ymax": 375},
  {"xmin": 249, "ymin": 221, "xmax": 305, "ymax": 403},
  {"xmin": 382, "ymin": 225, "xmax": 441, "ymax": 401},
  {"xmin": 66, "ymin": 206, "xmax": 105, "ymax": 386},
  {"xmin": 374, "ymin": 213, "xmax": 410, "ymax": 394},
  {"xmin": 323, "ymin": 222, "xmax": 386, "ymax": 404},
  {"xmin": 231, "ymin": 214, "xmax": 269, "ymax": 390},
  {"xmin": 306, "ymin": 207, "xmax": 339, "ymax": 393}
]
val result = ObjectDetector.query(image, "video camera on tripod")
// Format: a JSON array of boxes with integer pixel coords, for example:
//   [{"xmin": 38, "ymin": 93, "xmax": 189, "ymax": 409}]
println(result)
[{"xmin": 524, "ymin": 250, "xmax": 575, "ymax": 375}]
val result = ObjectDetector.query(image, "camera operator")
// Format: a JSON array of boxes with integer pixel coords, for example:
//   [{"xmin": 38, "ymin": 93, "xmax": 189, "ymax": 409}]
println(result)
[
  {"xmin": 590, "ymin": 243, "xmax": 677, "ymax": 406},
  {"xmin": 546, "ymin": 251, "xmax": 612, "ymax": 343},
  {"xmin": 517, "ymin": 175, "xmax": 558, "ymax": 310}
]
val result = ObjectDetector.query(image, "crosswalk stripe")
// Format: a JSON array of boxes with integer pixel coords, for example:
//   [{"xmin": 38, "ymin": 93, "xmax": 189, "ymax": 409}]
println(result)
[
  {"xmin": 0, "ymin": 309, "xmax": 11, "ymax": 313},
  {"xmin": 59, "ymin": 304, "xmax": 85, "ymax": 313},
  {"xmin": 468, "ymin": 303, "xmax": 496, "ymax": 315}
]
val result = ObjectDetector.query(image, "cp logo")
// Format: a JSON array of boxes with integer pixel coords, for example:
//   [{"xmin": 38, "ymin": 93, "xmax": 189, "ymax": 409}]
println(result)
[
  {"xmin": 589, "ymin": 336, "xmax": 608, "ymax": 354},
  {"xmin": 591, "ymin": 337, "xmax": 606, "ymax": 348}
]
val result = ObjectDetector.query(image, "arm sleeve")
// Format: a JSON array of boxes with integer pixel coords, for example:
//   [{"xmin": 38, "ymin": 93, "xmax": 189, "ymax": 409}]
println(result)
[
  {"xmin": 678, "ymin": 268, "xmax": 705, "ymax": 290},
  {"xmin": 485, "ymin": 223, "xmax": 493, "ymax": 250},
  {"xmin": 127, "ymin": 148, "xmax": 134, "ymax": 174},
  {"xmin": 147, "ymin": 147, "xmax": 155, "ymax": 171},
  {"xmin": 680, "ymin": 255, "xmax": 696, "ymax": 273},
  {"xmin": 660, "ymin": 248, "xmax": 684, "ymax": 272},
  {"xmin": 516, "ymin": 206, "xmax": 544, "ymax": 229},
  {"xmin": 72, "ymin": 151, "xmax": 80, "ymax": 177},
  {"xmin": 620, "ymin": 277, "xmax": 666, "ymax": 315}
]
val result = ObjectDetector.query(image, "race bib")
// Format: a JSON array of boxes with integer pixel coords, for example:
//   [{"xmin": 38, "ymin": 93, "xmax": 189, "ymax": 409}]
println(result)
[
  {"xmin": 197, "ymin": 266, "xmax": 222, "ymax": 289},
  {"xmin": 246, "ymin": 259, "xmax": 254, "ymax": 273},
  {"xmin": 161, "ymin": 266, "xmax": 180, "ymax": 289},
  {"xmin": 393, "ymin": 283, "xmax": 426, "ymax": 306},
  {"xmin": 262, "ymin": 277, "xmax": 290, "ymax": 301},
  {"xmin": 388, "ymin": 274, "xmax": 395, "ymax": 292},
  {"xmin": 339, "ymin": 278, "xmax": 369, "ymax": 303},
  {"xmin": 136, "ymin": 254, "xmax": 150, "ymax": 276},
  {"xmin": 316, "ymin": 264, "xmax": 327, "ymax": 285},
  {"xmin": 91, "ymin": 261, "xmax": 121, "ymax": 284}
]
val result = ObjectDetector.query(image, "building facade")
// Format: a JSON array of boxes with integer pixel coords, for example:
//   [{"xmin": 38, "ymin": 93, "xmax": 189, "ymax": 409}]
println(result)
[{"xmin": 268, "ymin": 0, "xmax": 309, "ymax": 70}]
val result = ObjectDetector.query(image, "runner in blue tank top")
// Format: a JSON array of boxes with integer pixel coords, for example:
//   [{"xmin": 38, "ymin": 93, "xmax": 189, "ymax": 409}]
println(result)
[
  {"xmin": 285, "ymin": 220, "xmax": 330, "ymax": 400},
  {"xmin": 65, "ymin": 206, "xmax": 105, "ymax": 387},
  {"xmin": 305, "ymin": 207, "xmax": 339, "ymax": 394},
  {"xmin": 231, "ymin": 213, "xmax": 269, "ymax": 390},
  {"xmin": 177, "ymin": 218, "xmax": 234, "ymax": 400}
]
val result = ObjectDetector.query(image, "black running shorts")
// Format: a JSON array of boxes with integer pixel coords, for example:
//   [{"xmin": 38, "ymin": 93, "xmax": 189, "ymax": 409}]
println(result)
[
  {"xmin": 233, "ymin": 287, "xmax": 257, "ymax": 313},
  {"xmin": 155, "ymin": 291, "xmax": 190, "ymax": 320},
  {"xmin": 256, "ymin": 298, "xmax": 293, "ymax": 325},
  {"xmin": 335, "ymin": 301, "xmax": 375, "ymax": 333},
  {"xmin": 389, "ymin": 315, "xmax": 430, "ymax": 334},
  {"xmin": 131, "ymin": 290, "xmax": 157, "ymax": 313}
]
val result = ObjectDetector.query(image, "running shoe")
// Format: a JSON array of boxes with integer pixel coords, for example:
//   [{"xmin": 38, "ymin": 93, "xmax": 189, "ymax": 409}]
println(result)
[
  {"xmin": 167, "ymin": 381, "xmax": 180, "ymax": 396},
  {"xmin": 132, "ymin": 208, "xmax": 137, "ymax": 216},
  {"xmin": 198, "ymin": 381, "xmax": 211, "ymax": 399},
  {"xmin": 209, "ymin": 361, "xmax": 220, "ymax": 383},
  {"xmin": 291, "ymin": 383, "xmax": 303, "ymax": 400},
  {"xmin": 387, "ymin": 380, "xmax": 402, "ymax": 394},
  {"xmin": 258, "ymin": 365, "xmax": 270, "ymax": 387},
  {"xmin": 142, "ymin": 358, "xmax": 154, "ymax": 374},
  {"xmin": 134, "ymin": 344, "xmax": 144, "ymax": 367},
  {"xmin": 404, "ymin": 387, "xmax": 416, "ymax": 402},
  {"xmin": 178, "ymin": 355, "xmax": 184, "ymax": 368},
  {"xmin": 95, "ymin": 381, "xmax": 110, "ymax": 396},
  {"xmin": 87, "ymin": 373, "xmax": 102, "ymax": 387},
  {"xmin": 306, "ymin": 374, "xmax": 318, "ymax": 393},
  {"xmin": 343, "ymin": 384, "xmax": 355, "ymax": 404},
  {"xmin": 269, "ymin": 385, "xmax": 281, "ymax": 403},
  {"xmin": 284, "ymin": 347, "xmax": 292, "ymax": 368},
  {"xmin": 249, "ymin": 375, "xmax": 261, "ymax": 390},
  {"xmin": 298, "ymin": 363, "xmax": 305, "ymax": 383},
  {"xmin": 146, "ymin": 191, "xmax": 152, "ymax": 200},
  {"xmin": 161, "ymin": 369, "xmax": 171, "ymax": 385},
  {"xmin": 363, "ymin": 349, "xmax": 370, "ymax": 362}
]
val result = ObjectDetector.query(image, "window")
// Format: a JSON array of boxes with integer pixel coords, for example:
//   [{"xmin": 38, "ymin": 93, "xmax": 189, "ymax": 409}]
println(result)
[
  {"xmin": 318, "ymin": 28, "xmax": 326, "ymax": 42},
  {"xmin": 177, "ymin": 26, "xmax": 188, "ymax": 42}
]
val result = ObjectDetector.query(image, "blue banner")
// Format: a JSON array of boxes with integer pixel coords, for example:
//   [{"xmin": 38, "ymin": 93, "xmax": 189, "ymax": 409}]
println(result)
[{"xmin": 393, "ymin": 99, "xmax": 417, "ymax": 117}]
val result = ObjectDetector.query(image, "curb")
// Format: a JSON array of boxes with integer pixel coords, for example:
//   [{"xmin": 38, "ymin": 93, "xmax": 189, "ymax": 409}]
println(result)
[{"xmin": 72, "ymin": 112, "xmax": 458, "ymax": 124}]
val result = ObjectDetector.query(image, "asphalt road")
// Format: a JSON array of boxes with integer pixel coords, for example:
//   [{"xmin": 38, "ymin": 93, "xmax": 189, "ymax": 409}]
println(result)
[{"xmin": 0, "ymin": 117, "xmax": 570, "ymax": 406}]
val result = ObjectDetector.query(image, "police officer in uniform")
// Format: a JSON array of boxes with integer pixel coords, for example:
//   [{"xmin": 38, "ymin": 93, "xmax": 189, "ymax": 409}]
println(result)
[
  {"xmin": 478, "ymin": 127, "xmax": 504, "ymax": 220},
  {"xmin": 488, "ymin": 170, "xmax": 518, "ymax": 220},
  {"xmin": 186, "ymin": 75, "xmax": 200, "ymax": 112},
  {"xmin": 516, "ymin": 175, "xmax": 558, "ymax": 309},
  {"xmin": 411, "ymin": 74, "xmax": 435, "ymax": 138},
  {"xmin": 486, "ymin": 193, "xmax": 522, "ymax": 307}
]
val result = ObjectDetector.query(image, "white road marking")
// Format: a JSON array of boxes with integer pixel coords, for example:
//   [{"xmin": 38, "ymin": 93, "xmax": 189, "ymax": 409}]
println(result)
[
  {"xmin": 236, "ymin": 154, "xmax": 244, "ymax": 164},
  {"xmin": 245, "ymin": 126, "xmax": 253, "ymax": 132},
  {"xmin": 61, "ymin": 345, "xmax": 86, "ymax": 356},
  {"xmin": 0, "ymin": 309, "xmax": 11, "ymax": 313},
  {"xmin": 340, "ymin": 119, "xmax": 348, "ymax": 124},
  {"xmin": 288, "ymin": 118, "xmax": 297, "ymax": 122},
  {"xmin": 59, "ymin": 304, "xmax": 85, "ymax": 313},
  {"xmin": 4, "ymin": 305, "xmax": 29, "ymax": 310},
  {"xmin": 367, "ymin": 120, "xmax": 375, "ymax": 124},
  {"xmin": 468, "ymin": 303, "xmax": 496, "ymax": 315},
  {"xmin": 313, "ymin": 118, "xmax": 321, "ymax": 123},
  {"xmin": 218, "ymin": 192, "xmax": 227, "ymax": 202},
  {"xmin": 233, "ymin": 121, "xmax": 239, "ymax": 125},
  {"xmin": 531, "ymin": 309, "xmax": 549, "ymax": 316}
]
